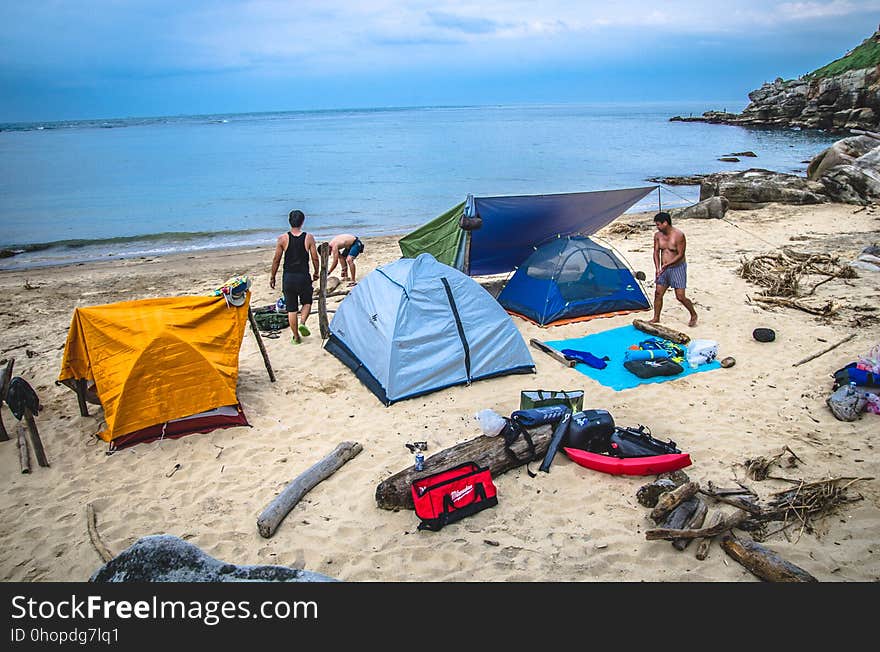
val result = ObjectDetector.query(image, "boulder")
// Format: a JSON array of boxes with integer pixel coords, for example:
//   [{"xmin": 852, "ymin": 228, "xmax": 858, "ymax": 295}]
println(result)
[
  {"xmin": 89, "ymin": 534, "xmax": 338, "ymax": 582},
  {"xmin": 669, "ymin": 196, "xmax": 729, "ymax": 219},
  {"xmin": 807, "ymin": 135, "xmax": 880, "ymax": 179},
  {"xmin": 701, "ymin": 169, "xmax": 828, "ymax": 209}
]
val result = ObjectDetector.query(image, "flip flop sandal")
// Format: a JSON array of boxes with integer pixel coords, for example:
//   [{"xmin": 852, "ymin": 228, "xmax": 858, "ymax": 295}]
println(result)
[
  {"xmin": 264, "ymin": 331, "xmax": 281, "ymax": 339},
  {"xmin": 299, "ymin": 324, "xmax": 311, "ymax": 337}
]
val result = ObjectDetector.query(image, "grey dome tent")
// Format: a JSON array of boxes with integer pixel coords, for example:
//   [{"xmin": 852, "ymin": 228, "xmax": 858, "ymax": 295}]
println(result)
[
  {"xmin": 497, "ymin": 235, "xmax": 651, "ymax": 327},
  {"xmin": 325, "ymin": 253, "xmax": 535, "ymax": 405}
]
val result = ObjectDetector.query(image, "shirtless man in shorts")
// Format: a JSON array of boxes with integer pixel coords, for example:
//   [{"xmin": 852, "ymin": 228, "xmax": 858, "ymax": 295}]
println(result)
[
  {"xmin": 327, "ymin": 233, "xmax": 364, "ymax": 286},
  {"xmin": 650, "ymin": 211, "xmax": 698, "ymax": 327}
]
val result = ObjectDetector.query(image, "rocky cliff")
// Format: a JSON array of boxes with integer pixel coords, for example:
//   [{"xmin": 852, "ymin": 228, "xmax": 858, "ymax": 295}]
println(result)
[{"xmin": 672, "ymin": 29, "xmax": 880, "ymax": 133}]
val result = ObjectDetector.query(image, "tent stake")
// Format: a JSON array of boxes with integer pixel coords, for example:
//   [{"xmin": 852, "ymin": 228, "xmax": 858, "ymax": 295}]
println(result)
[{"xmin": 247, "ymin": 306, "xmax": 276, "ymax": 383}]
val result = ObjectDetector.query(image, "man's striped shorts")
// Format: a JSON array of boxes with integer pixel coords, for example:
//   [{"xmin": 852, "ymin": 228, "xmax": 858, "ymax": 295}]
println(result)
[{"xmin": 656, "ymin": 262, "xmax": 687, "ymax": 289}]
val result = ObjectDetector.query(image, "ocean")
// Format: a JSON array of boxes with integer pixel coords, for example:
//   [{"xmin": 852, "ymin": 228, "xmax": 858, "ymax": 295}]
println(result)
[{"xmin": 0, "ymin": 102, "xmax": 841, "ymax": 271}]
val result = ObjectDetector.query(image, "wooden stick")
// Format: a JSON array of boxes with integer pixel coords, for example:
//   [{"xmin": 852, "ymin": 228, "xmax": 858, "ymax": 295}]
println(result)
[
  {"xmin": 695, "ymin": 510, "xmax": 724, "ymax": 560},
  {"xmin": 23, "ymin": 406, "xmax": 48, "ymax": 467},
  {"xmin": 87, "ymin": 503, "xmax": 114, "ymax": 563},
  {"xmin": 646, "ymin": 509, "xmax": 749, "ymax": 541},
  {"xmin": 529, "ymin": 338, "xmax": 576, "ymax": 368},
  {"xmin": 258, "ymin": 441, "xmax": 363, "ymax": 538},
  {"xmin": 792, "ymin": 333, "xmax": 856, "ymax": 367},
  {"xmin": 633, "ymin": 319, "xmax": 690, "ymax": 345},
  {"xmin": 318, "ymin": 242, "xmax": 330, "ymax": 340},
  {"xmin": 719, "ymin": 531, "xmax": 818, "ymax": 582},
  {"xmin": 18, "ymin": 427, "xmax": 30, "ymax": 474},
  {"xmin": 247, "ymin": 306, "xmax": 276, "ymax": 383},
  {"xmin": 0, "ymin": 357, "xmax": 14, "ymax": 441},
  {"xmin": 75, "ymin": 378, "xmax": 90, "ymax": 417}
]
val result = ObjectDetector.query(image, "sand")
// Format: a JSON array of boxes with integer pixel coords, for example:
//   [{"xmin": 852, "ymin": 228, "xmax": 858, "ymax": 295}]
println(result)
[{"xmin": 0, "ymin": 202, "xmax": 878, "ymax": 583}]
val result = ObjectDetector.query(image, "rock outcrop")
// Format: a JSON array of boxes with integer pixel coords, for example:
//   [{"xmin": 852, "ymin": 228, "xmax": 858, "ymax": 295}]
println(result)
[
  {"xmin": 672, "ymin": 29, "xmax": 880, "ymax": 133},
  {"xmin": 89, "ymin": 534, "xmax": 338, "ymax": 582},
  {"xmin": 661, "ymin": 133, "xmax": 880, "ymax": 209},
  {"xmin": 698, "ymin": 169, "xmax": 829, "ymax": 209}
]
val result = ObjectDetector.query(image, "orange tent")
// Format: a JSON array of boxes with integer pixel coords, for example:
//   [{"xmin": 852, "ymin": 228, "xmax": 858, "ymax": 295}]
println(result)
[{"xmin": 59, "ymin": 293, "xmax": 250, "ymax": 448}]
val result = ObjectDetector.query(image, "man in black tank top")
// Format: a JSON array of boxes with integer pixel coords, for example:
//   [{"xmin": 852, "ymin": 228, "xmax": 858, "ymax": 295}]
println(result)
[{"xmin": 270, "ymin": 209, "xmax": 319, "ymax": 344}]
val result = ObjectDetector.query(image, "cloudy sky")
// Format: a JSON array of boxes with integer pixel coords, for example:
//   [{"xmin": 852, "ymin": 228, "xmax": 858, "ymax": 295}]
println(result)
[{"xmin": 1, "ymin": 1, "xmax": 877, "ymax": 122}]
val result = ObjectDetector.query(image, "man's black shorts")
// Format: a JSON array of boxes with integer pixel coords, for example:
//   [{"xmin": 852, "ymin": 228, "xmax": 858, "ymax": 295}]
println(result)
[{"xmin": 282, "ymin": 271, "xmax": 313, "ymax": 312}]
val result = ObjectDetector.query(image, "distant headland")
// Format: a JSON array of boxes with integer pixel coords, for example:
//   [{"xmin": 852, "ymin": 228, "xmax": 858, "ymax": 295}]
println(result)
[{"xmin": 672, "ymin": 27, "xmax": 880, "ymax": 133}]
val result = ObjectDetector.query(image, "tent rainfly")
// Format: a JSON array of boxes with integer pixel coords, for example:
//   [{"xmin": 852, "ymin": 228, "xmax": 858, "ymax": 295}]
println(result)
[
  {"xmin": 398, "ymin": 186, "xmax": 657, "ymax": 276},
  {"xmin": 58, "ymin": 294, "xmax": 251, "ymax": 449},
  {"xmin": 325, "ymin": 253, "xmax": 535, "ymax": 405}
]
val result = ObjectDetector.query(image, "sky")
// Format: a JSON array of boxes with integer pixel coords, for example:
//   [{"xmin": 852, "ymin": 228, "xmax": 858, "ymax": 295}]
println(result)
[{"xmin": 0, "ymin": 1, "xmax": 878, "ymax": 123}]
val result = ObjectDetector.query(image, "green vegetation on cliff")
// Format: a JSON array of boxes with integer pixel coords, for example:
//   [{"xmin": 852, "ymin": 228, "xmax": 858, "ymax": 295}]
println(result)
[{"xmin": 806, "ymin": 32, "xmax": 880, "ymax": 79}]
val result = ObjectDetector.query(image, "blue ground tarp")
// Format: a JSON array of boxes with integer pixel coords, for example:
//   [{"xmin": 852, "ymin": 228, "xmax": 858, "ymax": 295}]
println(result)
[{"xmin": 546, "ymin": 325, "xmax": 721, "ymax": 391}]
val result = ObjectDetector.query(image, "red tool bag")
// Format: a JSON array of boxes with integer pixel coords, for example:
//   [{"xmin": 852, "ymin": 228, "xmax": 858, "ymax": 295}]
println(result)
[{"xmin": 411, "ymin": 462, "xmax": 498, "ymax": 531}]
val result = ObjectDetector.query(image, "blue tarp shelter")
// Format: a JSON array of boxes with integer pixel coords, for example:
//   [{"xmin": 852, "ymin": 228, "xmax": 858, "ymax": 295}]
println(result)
[
  {"xmin": 398, "ymin": 186, "xmax": 657, "ymax": 276},
  {"xmin": 497, "ymin": 235, "xmax": 651, "ymax": 327},
  {"xmin": 324, "ymin": 253, "xmax": 535, "ymax": 405}
]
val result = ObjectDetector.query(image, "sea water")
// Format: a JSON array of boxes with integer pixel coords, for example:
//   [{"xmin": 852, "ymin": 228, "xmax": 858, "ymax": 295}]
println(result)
[{"xmin": 0, "ymin": 102, "xmax": 841, "ymax": 271}]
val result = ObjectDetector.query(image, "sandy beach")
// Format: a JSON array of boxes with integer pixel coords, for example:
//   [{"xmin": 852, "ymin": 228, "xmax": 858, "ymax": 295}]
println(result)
[{"xmin": 1, "ymin": 201, "xmax": 878, "ymax": 583}]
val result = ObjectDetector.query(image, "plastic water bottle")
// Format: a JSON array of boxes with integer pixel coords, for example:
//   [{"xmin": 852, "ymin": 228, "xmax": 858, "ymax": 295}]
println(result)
[
  {"xmin": 414, "ymin": 452, "xmax": 425, "ymax": 471},
  {"xmin": 275, "ymin": 297, "xmax": 286, "ymax": 313}
]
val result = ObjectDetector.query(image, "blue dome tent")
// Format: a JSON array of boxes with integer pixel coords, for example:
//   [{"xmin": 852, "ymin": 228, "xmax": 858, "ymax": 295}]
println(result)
[
  {"xmin": 497, "ymin": 235, "xmax": 651, "ymax": 327},
  {"xmin": 325, "ymin": 253, "xmax": 535, "ymax": 405}
]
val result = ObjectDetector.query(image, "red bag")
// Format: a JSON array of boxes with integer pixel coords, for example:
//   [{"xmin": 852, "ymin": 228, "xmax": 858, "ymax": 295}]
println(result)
[{"xmin": 411, "ymin": 462, "xmax": 498, "ymax": 531}]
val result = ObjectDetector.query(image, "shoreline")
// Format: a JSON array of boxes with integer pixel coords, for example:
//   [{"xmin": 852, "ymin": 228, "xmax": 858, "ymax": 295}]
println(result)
[{"xmin": 1, "ymin": 202, "xmax": 878, "ymax": 583}]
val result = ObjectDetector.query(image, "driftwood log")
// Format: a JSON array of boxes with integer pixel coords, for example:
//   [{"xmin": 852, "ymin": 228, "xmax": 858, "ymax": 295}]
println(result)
[
  {"xmin": 633, "ymin": 319, "xmax": 690, "ymax": 345},
  {"xmin": 650, "ymin": 481, "xmax": 699, "ymax": 523},
  {"xmin": 661, "ymin": 497, "xmax": 698, "ymax": 529},
  {"xmin": 646, "ymin": 508, "xmax": 749, "ymax": 541},
  {"xmin": 719, "ymin": 532, "xmax": 818, "ymax": 582},
  {"xmin": 246, "ymin": 307, "xmax": 276, "ymax": 383},
  {"xmin": 695, "ymin": 510, "xmax": 724, "ymax": 560},
  {"xmin": 672, "ymin": 495, "xmax": 708, "ymax": 551},
  {"xmin": 87, "ymin": 503, "xmax": 114, "ymax": 563},
  {"xmin": 258, "ymin": 441, "xmax": 363, "ymax": 538},
  {"xmin": 18, "ymin": 428, "xmax": 30, "ymax": 474},
  {"xmin": 376, "ymin": 424, "xmax": 553, "ymax": 510},
  {"xmin": 529, "ymin": 339, "xmax": 576, "ymax": 368}
]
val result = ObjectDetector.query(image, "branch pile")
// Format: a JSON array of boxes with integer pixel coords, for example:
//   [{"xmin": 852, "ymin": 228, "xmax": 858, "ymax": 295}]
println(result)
[
  {"xmin": 737, "ymin": 247, "xmax": 856, "ymax": 316},
  {"xmin": 738, "ymin": 476, "xmax": 871, "ymax": 543},
  {"xmin": 637, "ymin": 453, "xmax": 871, "ymax": 581}
]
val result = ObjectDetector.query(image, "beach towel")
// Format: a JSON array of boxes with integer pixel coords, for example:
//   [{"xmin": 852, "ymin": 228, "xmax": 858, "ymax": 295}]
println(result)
[{"xmin": 546, "ymin": 325, "xmax": 721, "ymax": 391}]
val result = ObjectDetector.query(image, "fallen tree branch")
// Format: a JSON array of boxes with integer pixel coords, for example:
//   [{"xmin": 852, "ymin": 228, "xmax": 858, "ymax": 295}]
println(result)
[
  {"xmin": 792, "ymin": 333, "xmax": 856, "ymax": 367},
  {"xmin": 752, "ymin": 295, "xmax": 838, "ymax": 316},
  {"xmin": 258, "ymin": 441, "xmax": 363, "ymax": 538},
  {"xmin": 646, "ymin": 509, "xmax": 749, "ymax": 541}
]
